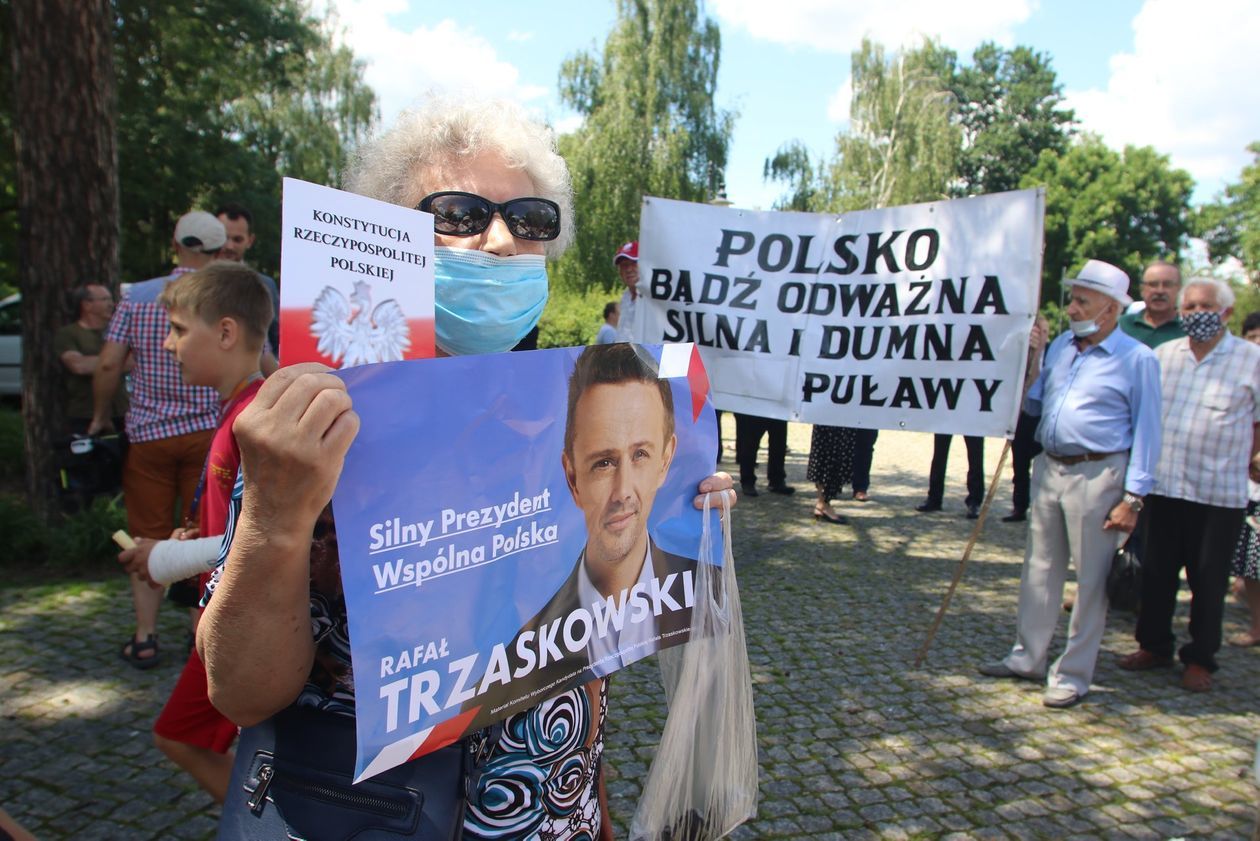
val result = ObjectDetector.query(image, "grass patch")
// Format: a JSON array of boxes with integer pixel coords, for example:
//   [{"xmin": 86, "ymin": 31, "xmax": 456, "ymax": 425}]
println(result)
[
  {"xmin": 538, "ymin": 283, "xmax": 621, "ymax": 348},
  {"xmin": 0, "ymin": 491, "xmax": 128, "ymax": 580}
]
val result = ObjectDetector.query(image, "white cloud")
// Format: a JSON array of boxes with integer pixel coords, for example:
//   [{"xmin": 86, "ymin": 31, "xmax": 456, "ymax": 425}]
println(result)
[
  {"xmin": 1063, "ymin": 0, "xmax": 1260, "ymax": 198},
  {"xmin": 825, "ymin": 77, "xmax": 853, "ymax": 124},
  {"xmin": 321, "ymin": 1, "xmax": 548, "ymax": 126},
  {"xmin": 710, "ymin": 0, "xmax": 1035, "ymax": 53},
  {"xmin": 506, "ymin": 30, "xmax": 534, "ymax": 42},
  {"xmin": 553, "ymin": 114, "xmax": 585, "ymax": 136}
]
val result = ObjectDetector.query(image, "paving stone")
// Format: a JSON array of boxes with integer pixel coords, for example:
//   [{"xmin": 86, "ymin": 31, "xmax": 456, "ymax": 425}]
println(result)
[
  {"xmin": 5, "ymin": 429, "xmax": 1260, "ymax": 838},
  {"xmin": 857, "ymin": 802, "xmax": 897, "ymax": 823}
]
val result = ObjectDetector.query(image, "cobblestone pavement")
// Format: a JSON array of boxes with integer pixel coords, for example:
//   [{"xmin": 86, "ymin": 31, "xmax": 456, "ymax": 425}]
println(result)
[{"xmin": 3, "ymin": 427, "xmax": 1259, "ymax": 839}]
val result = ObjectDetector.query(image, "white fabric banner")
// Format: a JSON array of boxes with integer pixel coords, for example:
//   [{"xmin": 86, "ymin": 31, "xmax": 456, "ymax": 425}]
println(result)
[{"xmin": 631, "ymin": 189, "xmax": 1045, "ymax": 438}]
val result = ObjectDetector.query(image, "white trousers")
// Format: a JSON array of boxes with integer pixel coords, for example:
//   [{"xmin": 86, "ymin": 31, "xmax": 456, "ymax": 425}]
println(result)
[{"xmin": 1003, "ymin": 452, "xmax": 1128, "ymax": 696}]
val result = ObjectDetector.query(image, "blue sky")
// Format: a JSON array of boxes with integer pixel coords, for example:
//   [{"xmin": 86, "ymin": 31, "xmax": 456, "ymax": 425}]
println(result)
[{"xmin": 327, "ymin": 0, "xmax": 1257, "ymax": 210}]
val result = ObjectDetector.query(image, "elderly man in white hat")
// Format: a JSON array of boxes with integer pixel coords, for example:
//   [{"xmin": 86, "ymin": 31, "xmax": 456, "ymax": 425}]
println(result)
[{"xmin": 979, "ymin": 259, "xmax": 1163, "ymax": 708}]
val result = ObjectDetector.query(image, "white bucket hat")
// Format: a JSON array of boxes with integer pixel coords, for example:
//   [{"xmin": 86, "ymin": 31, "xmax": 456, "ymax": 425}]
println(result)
[{"xmin": 1068, "ymin": 259, "xmax": 1132, "ymax": 306}]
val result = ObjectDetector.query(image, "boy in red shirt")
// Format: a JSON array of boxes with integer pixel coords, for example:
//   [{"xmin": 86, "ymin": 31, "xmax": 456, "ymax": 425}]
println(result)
[{"xmin": 119, "ymin": 261, "xmax": 273, "ymax": 802}]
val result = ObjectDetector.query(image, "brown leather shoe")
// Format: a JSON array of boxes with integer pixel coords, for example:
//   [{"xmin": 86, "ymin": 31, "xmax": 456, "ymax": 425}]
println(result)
[
  {"xmin": 1117, "ymin": 649, "xmax": 1174, "ymax": 671},
  {"xmin": 1181, "ymin": 663, "xmax": 1211, "ymax": 692}
]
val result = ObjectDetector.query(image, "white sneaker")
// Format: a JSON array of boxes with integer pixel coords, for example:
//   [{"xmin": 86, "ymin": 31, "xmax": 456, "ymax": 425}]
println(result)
[{"xmin": 1043, "ymin": 685, "xmax": 1082, "ymax": 708}]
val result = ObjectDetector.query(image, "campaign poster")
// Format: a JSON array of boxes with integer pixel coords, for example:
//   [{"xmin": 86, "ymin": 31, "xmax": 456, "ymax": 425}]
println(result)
[
  {"xmin": 331, "ymin": 343, "xmax": 719, "ymax": 782},
  {"xmin": 279, "ymin": 177, "xmax": 435, "ymax": 366},
  {"xmin": 630, "ymin": 189, "xmax": 1045, "ymax": 438}
]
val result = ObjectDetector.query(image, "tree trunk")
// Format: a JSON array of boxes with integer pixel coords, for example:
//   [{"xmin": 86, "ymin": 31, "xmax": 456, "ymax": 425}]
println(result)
[{"xmin": 9, "ymin": 0, "xmax": 120, "ymax": 522}]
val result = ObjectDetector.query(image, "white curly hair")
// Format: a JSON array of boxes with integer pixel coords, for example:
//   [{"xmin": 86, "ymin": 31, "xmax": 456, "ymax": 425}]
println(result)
[{"xmin": 344, "ymin": 93, "xmax": 574, "ymax": 258}]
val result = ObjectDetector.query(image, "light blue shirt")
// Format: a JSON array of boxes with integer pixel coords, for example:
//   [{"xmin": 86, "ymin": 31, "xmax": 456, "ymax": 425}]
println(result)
[
  {"xmin": 595, "ymin": 323, "xmax": 618, "ymax": 345},
  {"xmin": 1025, "ymin": 328, "xmax": 1162, "ymax": 496}
]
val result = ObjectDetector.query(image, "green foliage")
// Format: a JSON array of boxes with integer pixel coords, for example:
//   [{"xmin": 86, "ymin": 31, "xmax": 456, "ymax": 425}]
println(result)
[
  {"xmin": 766, "ymin": 40, "xmax": 1075, "ymax": 215},
  {"xmin": 109, "ymin": 0, "xmax": 375, "ymax": 282},
  {"xmin": 767, "ymin": 39, "xmax": 959, "ymax": 213},
  {"xmin": 0, "ymin": 1, "xmax": 376, "ymax": 288},
  {"xmin": 763, "ymin": 141, "xmax": 820, "ymax": 212},
  {"xmin": 1021, "ymin": 135, "xmax": 1193, "ymax": 305},
  {"xmin": 1194, "ymin": 142, "xmax": 1260, "ymax": 282},
  {"xmin": 553, "ymin": 0, "xmax": 734, "ymax": 292},
  {"xmin": 824, "ymin": 39, "xmax": 959, "ymax": 211},
  {"xmin": 1230, "ymin": 281, "xmax": 1260, "ymax": 333},
  {"xmin": 949, "ymin": 43, "xmax": 1075, "ymax": 196},
  {"xmin": 1039, "ymin": 299, "xmax": 1069, "ymax": 338},
  {"xmin": 538, "ymin": 284, "xmax": 621, "ymax": 349}
]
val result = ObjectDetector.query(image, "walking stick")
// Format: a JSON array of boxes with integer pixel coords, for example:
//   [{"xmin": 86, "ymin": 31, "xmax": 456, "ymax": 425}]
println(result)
[{"xmin": 914, "ymin": 438, "xmax": 1012, "ymax": 667}]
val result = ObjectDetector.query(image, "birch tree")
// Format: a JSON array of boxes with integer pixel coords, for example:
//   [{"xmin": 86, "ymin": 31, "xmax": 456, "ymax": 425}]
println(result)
[
  {"xmin": 553, "ymin": 0, "xmax": 734, "ymax": 291},
  {"xmin": 823, "ymin": 39, "xmax": 958, "ymax": 211}
]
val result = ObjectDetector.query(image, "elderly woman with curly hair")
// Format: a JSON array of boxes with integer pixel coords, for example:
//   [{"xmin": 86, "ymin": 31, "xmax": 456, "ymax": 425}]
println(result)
[{"xmin": 199, "ymin": 94, "xmax": 736, "ymax": 839}]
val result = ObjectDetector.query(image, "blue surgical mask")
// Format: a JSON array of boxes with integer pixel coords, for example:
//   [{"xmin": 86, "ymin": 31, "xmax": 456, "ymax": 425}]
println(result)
[{"xmin": 433, "ymin": 247, "xmax": 548, "ymax": 356}]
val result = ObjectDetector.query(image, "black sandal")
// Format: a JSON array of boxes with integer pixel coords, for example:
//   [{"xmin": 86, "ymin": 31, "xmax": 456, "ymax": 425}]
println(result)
[
  {"xmin": 119, "ymin": 633, "xmax": 160, "ymax": 670},
  {"xmin": 813, "ymin": 506, "xmax": 848, "ymax": 525}
]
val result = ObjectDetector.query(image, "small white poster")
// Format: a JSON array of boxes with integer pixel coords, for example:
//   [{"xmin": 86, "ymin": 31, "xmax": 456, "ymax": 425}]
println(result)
[{"xmin": 280, "ymin": 177, "xmax": 435, "ymax": 367}]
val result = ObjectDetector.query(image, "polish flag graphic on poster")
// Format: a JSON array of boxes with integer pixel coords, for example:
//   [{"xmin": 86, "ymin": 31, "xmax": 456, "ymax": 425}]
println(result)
[{"xmin": 279, "ymin": 178, "xmax": 435, "ymax": 367}]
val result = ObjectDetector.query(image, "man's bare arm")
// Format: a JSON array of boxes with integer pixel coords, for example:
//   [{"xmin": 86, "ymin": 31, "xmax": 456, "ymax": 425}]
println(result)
[
  {"xmin": 89, "ymin": 341, "xmax": 129, "ymax": 434},
  {"xmin": 60, "ymin": 350, "xmax": 97, "ymax": 376}
]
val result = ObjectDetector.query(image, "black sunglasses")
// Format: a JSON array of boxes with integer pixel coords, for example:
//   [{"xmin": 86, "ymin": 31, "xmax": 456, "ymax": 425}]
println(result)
[{"xmin": 417, "ymin": 191, "xmax": 561, "ymax": 242}]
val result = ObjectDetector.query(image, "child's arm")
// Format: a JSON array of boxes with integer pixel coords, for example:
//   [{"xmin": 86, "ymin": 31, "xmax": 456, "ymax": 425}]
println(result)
[{"xmin": 119, "ymin": 536, "xmax": 223, "ymax": 586}]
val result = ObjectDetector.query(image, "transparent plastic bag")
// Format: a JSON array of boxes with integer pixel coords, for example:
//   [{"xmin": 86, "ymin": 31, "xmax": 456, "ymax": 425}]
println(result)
[{"xmin": 630, "ymin": 491, "xmax": 758, "ymax": 841}]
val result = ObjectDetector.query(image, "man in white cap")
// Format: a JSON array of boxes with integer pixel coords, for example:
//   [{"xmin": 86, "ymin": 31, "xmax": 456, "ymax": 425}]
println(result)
[
  {"xmin": 89, "ymin": 210, "xmax": 229, "ymax": 670},
  {"xmin": 978, "ymin": 259, "xmax": 1162, "ymax": 708},
  {"xmin": 1119, "ymin": 276, "xmax": 1260, "ymax": 692},
  {"xmin": 613, "ymin": 240, "xmax": 640, "ymax": 342}
]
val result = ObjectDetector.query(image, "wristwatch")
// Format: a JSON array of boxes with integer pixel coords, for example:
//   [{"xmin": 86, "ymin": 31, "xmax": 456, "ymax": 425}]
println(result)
[{"xmin": 1122, "ymin": 492, "xmax": 1144, "ymax": 513}]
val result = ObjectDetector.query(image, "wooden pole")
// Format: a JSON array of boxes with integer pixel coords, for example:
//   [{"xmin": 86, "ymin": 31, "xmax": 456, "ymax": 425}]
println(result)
[{"xmin": 915, "ymin": 439, "xmax": 1013, "ymax": 668}]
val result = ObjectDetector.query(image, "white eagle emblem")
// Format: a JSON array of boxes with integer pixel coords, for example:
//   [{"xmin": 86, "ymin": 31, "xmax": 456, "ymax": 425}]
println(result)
[{"xmin": 310, "ymin": 280, "xmax": 411, "ymax": 367}]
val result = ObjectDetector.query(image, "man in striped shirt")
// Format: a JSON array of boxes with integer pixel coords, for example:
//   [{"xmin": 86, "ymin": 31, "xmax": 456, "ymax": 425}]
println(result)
[
  {"xmin": 1119, "ymin": 277, "xmax": 1260, "ymax": 692},
  {"xmin": 91, "ymin": 211, "xmax": 227, "ymax": 669}
]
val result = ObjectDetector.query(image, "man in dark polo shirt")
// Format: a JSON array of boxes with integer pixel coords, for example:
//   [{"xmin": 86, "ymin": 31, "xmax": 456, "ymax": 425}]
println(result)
[
  {"xmin": 1112, "ymin": 260, "xmax": 1183, "ymax": 582},
  {"xmin": 56, "ymin": 283, "xmax": 129, "ymax": 434},
  {"xmin": 1119, "ymin": 261, "xmax": 1185, "ymax": 349}
]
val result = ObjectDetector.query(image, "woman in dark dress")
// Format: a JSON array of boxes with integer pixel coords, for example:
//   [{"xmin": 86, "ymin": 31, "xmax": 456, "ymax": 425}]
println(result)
[{"xmin": 806, "ymin": 425, "xmax": 855, "ymax": 524}]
